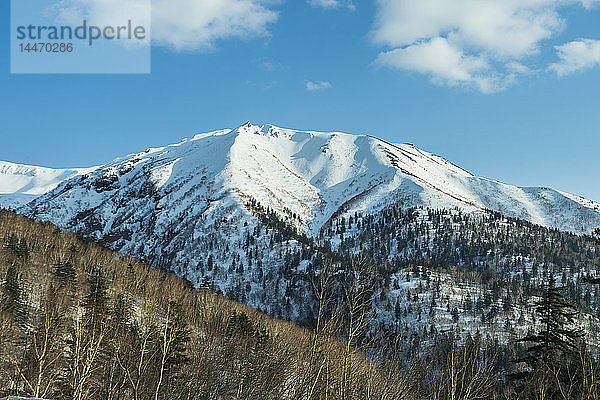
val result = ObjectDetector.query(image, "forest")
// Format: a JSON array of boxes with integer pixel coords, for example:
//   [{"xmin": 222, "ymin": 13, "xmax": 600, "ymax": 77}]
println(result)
[{"xmin": 2, "ymin": 209, "xmax": 600, "ymax": 399}]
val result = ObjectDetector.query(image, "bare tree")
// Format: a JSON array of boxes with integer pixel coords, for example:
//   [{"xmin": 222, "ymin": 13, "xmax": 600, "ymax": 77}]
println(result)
[
  {"xmin": 339, "ymin": 257, "xmax": 378, "ymax": 400},
  {"xmin": 23, "ymin": 286, "xmax": 67, "ymax": 398}
]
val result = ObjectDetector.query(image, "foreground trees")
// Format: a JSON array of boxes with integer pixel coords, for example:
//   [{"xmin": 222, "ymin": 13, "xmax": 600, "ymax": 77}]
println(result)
[
  {"xmin": 510, "ymin": 275, "xmax": 600, "ymax": 399},
  {"xmin": 0, "ymin": 210, "xmax": 410, "ymax": 399},
  {"xmin": 1, "ymin": 210, "xmax": 599, "ymax": 399}
]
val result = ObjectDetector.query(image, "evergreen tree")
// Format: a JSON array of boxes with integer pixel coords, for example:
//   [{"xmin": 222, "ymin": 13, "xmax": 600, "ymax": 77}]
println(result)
[
  {"xmin": 513, "ymin": 275, "xmax": 582, "ymax": 396},
  {"xmin": 583, "ymin": 228, "xmax": 600, "ymax": 284},
  {"xmin": 1, "ymin": 264, "xmax": 26, "ymax": 324},
  {"xmin": 54, "ymin": 261, "xmax": 76, "ymax": 287},
  {"xmin": 84, "ymin": 269, "xmax": 110, "ymax": 328}
]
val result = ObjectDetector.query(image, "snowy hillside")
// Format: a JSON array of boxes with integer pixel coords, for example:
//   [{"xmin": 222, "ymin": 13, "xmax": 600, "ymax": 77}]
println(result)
[
  {"xmin": 0, "ymin": 161, "xmax": 96, "ymax": 209},
  {"xmin": 3, "ymin": 122, "xmax": 600, "ymax": 347},
  {"xmin": 10, "ymin": 122, "xmax": 600, "ymax": 235}
]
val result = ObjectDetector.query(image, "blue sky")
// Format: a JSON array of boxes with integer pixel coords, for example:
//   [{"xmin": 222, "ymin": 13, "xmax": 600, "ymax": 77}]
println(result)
[{"xmin": 1, "ymin": 0, "xmax": 600, "ymax": 202}]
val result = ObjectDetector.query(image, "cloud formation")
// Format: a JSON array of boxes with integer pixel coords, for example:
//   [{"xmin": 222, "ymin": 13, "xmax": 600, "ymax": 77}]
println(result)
[
  {"xmin": 372, "ymin": 0, "xmax": 600, "ymax": 92},
  {"xmin": 306, "ymin": 80, "xmax": 332, "ymax": 91},
  {"xmin": 376, "ymin": 37, "xmax": 497, "ymax": 92},
  {"xmin": 308, "ymin": 0, "xmax": 340, "ymax": 8},
  {"xmin": 53, "ymin": 0, "xmax": 278, "ymax": 51},
  {"xmin": 308, "ymin": 0, "xmax": 355, "ymax": 11},
  {"xmin": 550, "ymin": 39, "xmax": 600, "ymax": 76}
]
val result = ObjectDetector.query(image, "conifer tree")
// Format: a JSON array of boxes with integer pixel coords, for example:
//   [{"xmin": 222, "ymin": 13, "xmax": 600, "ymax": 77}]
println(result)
[
  {"xmin": 583, "ymin": 229, "xmax": 600, "ymax": 284},
  {"xmin": 513, "ymin": 275, "xmax": 582, "ymax": 395},
  {"xmin": 2, "ymin": 264, "xmax": 26, "ymax": 324}
]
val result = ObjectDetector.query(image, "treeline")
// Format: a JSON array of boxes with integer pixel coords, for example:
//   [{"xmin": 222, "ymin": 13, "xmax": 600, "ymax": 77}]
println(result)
[{"xmin": 0, "ymin": 210, "xmax": 409, "ymax": 400}]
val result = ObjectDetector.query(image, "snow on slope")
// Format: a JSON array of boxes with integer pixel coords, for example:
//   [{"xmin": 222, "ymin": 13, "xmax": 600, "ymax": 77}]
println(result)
[
  {"xmin": 226, "ymin": 123, "xmax": 600, "ymax": 235},
  {"xmin": 5, "ymin": 123, "xmax": 600, "ymax": 236},
  {"xmin": 0, "ymin": 161, "xmax": 96, "ymax": 209},
  {"xmin": 6, "ymin": 123, "xmax": 599, "ymax": 346}
]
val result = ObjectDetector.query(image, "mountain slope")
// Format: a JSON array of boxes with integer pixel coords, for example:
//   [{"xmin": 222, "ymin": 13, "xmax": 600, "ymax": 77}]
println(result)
[
  {"xmin": 3, "ymin": 123, "xmax": 600, "ymax": 350},
  {"xmin": 0, "ymin": 161, "xmax": 96, "ymax": 209},
  {"xmin": 11, "ymin": 122, "xmax": 600, "ymax": 236},
  {"xmin": 0, "ymin": 210, "xmax": 407, "ymax": 399}
]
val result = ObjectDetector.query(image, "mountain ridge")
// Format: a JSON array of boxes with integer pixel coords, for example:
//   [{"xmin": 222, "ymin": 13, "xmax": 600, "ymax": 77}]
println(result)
[
  {"xmin": 0, "ymin": 160, "xmax": 96, "ymax": 209},
  {"xmin": 1, "ymin": 123, "xmax": 599, "ymax": 235}
]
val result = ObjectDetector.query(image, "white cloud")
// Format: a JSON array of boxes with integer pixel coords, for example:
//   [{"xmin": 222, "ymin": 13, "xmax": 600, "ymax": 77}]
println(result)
[
  {"xmin": 54, "ymin": 0, "xmax": 150, "ymax": 28},
  {"xmin": 376, "ymin": 38, "xmax": 476, "ymax": 81},
  {"xmin": 306, "ymin": 80, "xmax": 332, "ymax": 91},
  {"xmin": 308, "ymin": 0, "xmax": 356, "ymax": 11},
  {"xmin": 372, "ymin": 0, "xmax": 566, "ymax": 58},
  {"xmin": 375, "ymin": 37, "xmax": 501, "ymax": 92},
  {"xmin": 308, "ymin": 0, "xmax": 340, "ymax": 8},
  {"xmin": 506, "ymin": 62, "xmax": 531, "ymax": 75},
  {"xmin": 152, "ymin": 0, "xmax": 277, "ymax": 51},
  {"xmin": 52, "ymin": 0, "xmax": 278, "ymax": 51},
  {"xmin": 51, "ymin": 0, "xmax": 152, "ymax": 48},
  {"xmin": 371, "ymin": 0, "xmax": 599, "ymax": 92},
  {"xmin": 550, "ymin": 39, "xmax": 600, "ymax": 76},
  {"xmin": 581, "ymin": 0, "xmax": 600, "ymax": 9}
]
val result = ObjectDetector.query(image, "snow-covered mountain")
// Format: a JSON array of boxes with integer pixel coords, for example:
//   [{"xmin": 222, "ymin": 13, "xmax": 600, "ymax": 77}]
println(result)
[
  {"xmin": 6, "ymin": 122, "xmax": 600, "ymax": 236},
  {"xmin": 0, "ymin": 161, "xmax": 96, "ymax": 209},
  {"xmin": 3, "ymin": 123, "xmax": 600, "ymax": 343}
]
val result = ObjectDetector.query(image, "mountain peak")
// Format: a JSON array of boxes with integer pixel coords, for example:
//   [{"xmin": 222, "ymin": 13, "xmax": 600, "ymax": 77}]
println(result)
[
  {"xmin": 236, "ymin": 122, "xmax": 291, "ymax": 138},
  {"xmin": 2, "ymin": 124, "xmax": 600, "ymax": 235}
]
